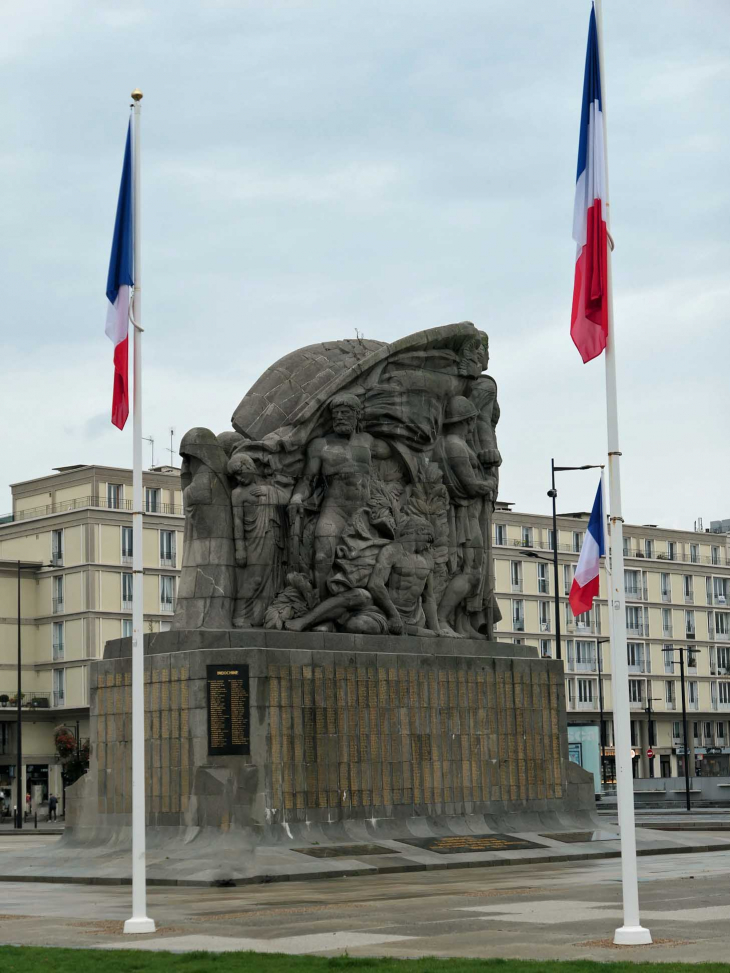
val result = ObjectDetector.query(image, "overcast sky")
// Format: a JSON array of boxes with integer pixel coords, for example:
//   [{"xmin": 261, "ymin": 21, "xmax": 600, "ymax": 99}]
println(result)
[{"xmin": 2, "ymin": 0, "xmax": 728, "ymax": 530}]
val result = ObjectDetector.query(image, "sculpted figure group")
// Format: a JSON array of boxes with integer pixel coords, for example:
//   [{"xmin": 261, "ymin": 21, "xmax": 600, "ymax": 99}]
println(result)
[{"xmin": 173, "ymin": 322, "xmax": 502, "ymax": 640}]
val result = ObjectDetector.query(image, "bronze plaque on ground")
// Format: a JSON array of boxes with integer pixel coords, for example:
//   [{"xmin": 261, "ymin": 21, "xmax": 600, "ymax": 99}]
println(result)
[
  {"xmin": 293, "ymin": 844, "xmax": 397, "ymax": 858},
  {"xmin": 207, "ymin": 664, "xmax": 250, "ymax": 756},
  {"xmin": 397, "ymin": 833, "xmax": 546, "ymax": 854}
]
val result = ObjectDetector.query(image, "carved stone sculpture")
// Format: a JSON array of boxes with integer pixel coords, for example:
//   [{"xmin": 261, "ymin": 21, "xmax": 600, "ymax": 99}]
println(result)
[
  {"xmin": 173, "ymin": 322, "xmax": 501, "ymax": 637},
  {"xmin": 173, "ymin": 428, "xmax": 237, "ymax": 630}
]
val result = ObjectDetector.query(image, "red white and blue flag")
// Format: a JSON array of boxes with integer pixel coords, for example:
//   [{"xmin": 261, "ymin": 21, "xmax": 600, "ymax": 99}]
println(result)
[
  {"xmin": 571, "ymin": 5, "xmax": 608, "ymax": 364},
  {"xmin": 569, "ymin": 481, "xmax": 605, "ymax": 616},
  {"xmin": 105, "ymin": 121, "xmax": 134, "ymax": 430}
]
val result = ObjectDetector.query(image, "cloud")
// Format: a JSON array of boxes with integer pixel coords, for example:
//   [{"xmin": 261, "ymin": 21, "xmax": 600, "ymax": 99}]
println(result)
[{"xmin": 1, "ymin": 0, "xmax": 729, "ymax": 531}]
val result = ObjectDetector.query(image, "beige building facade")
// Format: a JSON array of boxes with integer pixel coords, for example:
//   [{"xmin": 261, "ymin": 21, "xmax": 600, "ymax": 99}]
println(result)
[
  {"xmin": 0, "ymin": 465, "xmax": 183, "ymax": 809},
  {"xmin": 492, "ymin": 504, "xmax": 730, "ymax": 782}
]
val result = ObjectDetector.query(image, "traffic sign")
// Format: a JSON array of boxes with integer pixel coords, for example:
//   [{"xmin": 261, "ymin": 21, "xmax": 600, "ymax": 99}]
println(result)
[{"xmin": 646, "ymin": 748, "xmax": 654, "ymax": 759}]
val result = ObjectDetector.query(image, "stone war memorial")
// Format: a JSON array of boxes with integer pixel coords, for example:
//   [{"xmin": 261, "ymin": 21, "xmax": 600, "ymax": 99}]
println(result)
[{"xmin": 64, "ymin": 322, "xmax": 595, "ymax": 884}]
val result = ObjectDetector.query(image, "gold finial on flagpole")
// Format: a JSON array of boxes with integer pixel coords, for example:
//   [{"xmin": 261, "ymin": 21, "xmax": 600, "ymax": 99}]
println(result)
[{"xmin": 131, "ymin": 89, "xmax": 143, "ymax": 101}]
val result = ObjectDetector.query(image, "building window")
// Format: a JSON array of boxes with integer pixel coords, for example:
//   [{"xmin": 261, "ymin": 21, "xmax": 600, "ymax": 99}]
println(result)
[
  {"xmin": 712, "ymin": 546, "xmax": 721, "ymax": 566},
  {"xmin": 160, "ymin": 530, "xmax": 176, "ymax": 567},
  {"xmin": 145, "ymin": 487, "xmax": 161, "ymax": 513},
  {"xmin": 667, "ymin": 541, "xmax": 677, "ymax": 561},
  {"xmin": 716, "ymin": 612, "xmax": 730, "ymax": 639},
  {"xmin": 563, "ymin": 563, "xmax": 575, "ymax": 596},
  {"xmin": 107, "ymin": 483, "xmax": 124, "ymax": 509},
  {"xmin": 644, "ymin": 539, "xmax": 654, "ymax": 559},
  {"xmin": 718, "ymin": 722, "xmax": 726, "ymax": 741},
  {"xmin": 672, "ymin": 720, "xmax": 681, "ymax": 740},
  {"xmin": 577, "ymin": 679, "xmax": 594, "ymax": 704},
  {"xmin": 683, "ymin": 575, "xmax": 693, "ymax": 602},
  {"xmin": 512, "ymin": 600, "xmax": 525, "ymax": 632},
  {"xmin": 665, "ymin": 681, "xmax": 676, "ymax": 707},
  {"xmin": 539, "ymin": 600, "xmax": 550, "ymax": 632},
  {"xmin": 53, "ymin": 669, "xmax": 65, "ymax": 707},
  {"xmin": 661, "ymin": 573, "xmax": 671, "ymax": 602},
  {"xmin": 719, "ymin": 682, "xmax": 730, "ymax": 707},
  {"xmin": 630, "ymin": 720, "xmax": 640, "ymax": 747},
  {"xmin": 122, "ymin": 619, "xmax": 132, "ymax": 638},
  {"xmin": 663, "ymin": 645, "xmax": 675, "ymax": 673},
  {"xmin": 690, "ymin": 543, "xmax": 700, "ymax": 563},
  {"xmin": 626, "ymin": 605, "xmax": 645, "ymax": 636},
  {"xmin": 495, "ymin": 524, "xmax": 507, "ymax": 546},
  {"xmin": 623, "ymin": 536, "xmax": 630, "ymax": 557},
  {"xmin": 521, "ymin": 526, "xmax": 533, "ymax": 548},
  {"xmin": 628, "ymin": 679, "xmax": 643, "ymax": 704},
  {"xmin": 121, "ymin": 526, "xmax": 133, "ymax": 564},
  {"xmin": 122, "ymin": 572, "xmax": 133, "ymax": 610},
  {"xmin": 160, "ymin": 576, "xmax": 175, "ymax": 613},
  {"xmin": 662, "ymin": 608, "xmax": 672, "ymax": 637},
  {"xmin": 51, "ymin": 529, "xmax": 64, "ymax": 566},
  {"xmin": 537, "ymin": 562, "xmax": 549, "ymax": 594},
  {"xmin": 717, "ymin": 645, "xmax": 730, "ymax": 673},
  {"xmin": 685, "ymin": 610, "xmax": 695, "ymax": 637},
  {"xmin": 510, "ymin": 561, "xmax": 522, "ymax": 591},
  {"xmin": 572, "ymin": 531, "xmax": 584, "ymax": 553},
  {"xmin": 688, "ymin": 681, "xmax": 699, "ymax": 709},
  {"xmin": 713, "ymin": 577, "xmax": 729, "ymax": 605},
  {"xmin": 52, "ymin": 575, "xmax": 64, "ymax": 614},
  {"xmin": 627, "ymin": 642, "xmax": 647, "ymax": 673},
  {"xmin": 52, "ymin": 621, "xmax": 64, "ymax": 661},
  {"xmin": 703, "ymin": 721, "xmax": 713, "ymax": 741},
  {"xmin": 547, "ymin": 529, "xmax": 556, "ymax": 552},
  {"xmin": 540, "ymin": 639, "xmax": 551, "ymax": 659}
]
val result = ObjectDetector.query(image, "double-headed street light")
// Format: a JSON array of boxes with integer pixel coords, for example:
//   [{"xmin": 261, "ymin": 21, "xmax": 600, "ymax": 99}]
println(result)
[
  {"xmin": 667, "ymin": 646, "xmax": 702, "ymax": 812},
  {"xmin": 523, "ymin": 461, "xmax": 604, "ymax": 661}
]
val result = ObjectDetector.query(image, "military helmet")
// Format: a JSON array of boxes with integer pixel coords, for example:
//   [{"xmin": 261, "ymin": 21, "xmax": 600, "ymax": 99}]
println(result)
[{"xmin": 443, "ymin": 396, "xmax": 478, "ymax": 425}]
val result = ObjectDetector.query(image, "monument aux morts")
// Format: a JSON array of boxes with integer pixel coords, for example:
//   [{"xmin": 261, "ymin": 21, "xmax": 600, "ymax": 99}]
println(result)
[{"xmin": 70, "ymin": 322, "xmax": 593, "ymax": 859}]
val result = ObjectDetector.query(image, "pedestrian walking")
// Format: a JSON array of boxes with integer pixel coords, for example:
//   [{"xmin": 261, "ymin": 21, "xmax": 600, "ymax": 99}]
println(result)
[{"xmin": 48, "ymin": 794, "xmax": 58, "ymax": 822}]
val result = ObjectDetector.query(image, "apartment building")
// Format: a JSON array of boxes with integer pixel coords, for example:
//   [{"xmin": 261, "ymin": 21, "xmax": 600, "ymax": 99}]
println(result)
[
  {"xmin": 493, "ymin": 505, "xmax": 730, "ymax": 782},
  {"xmin": 0, "ymin": 465, "xmax": 183, "ymax": 807}
]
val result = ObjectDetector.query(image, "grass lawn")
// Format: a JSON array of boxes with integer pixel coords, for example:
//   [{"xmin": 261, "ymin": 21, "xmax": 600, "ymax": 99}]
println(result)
[{"xmin": 1, "ymin": 948, "xmax": 729, "ymax": 973}]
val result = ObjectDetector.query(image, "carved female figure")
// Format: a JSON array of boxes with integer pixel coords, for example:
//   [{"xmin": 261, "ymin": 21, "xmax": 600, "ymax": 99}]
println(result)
[{"xmin": 228, "ymin": 453, "xmax": 286, "ymax": 628}]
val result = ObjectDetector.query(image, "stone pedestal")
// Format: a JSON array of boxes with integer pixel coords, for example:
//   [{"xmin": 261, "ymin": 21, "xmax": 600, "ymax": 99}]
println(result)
[{"xmin": 72, "ymin": 630, "xmax": 593, "ymax": 844}]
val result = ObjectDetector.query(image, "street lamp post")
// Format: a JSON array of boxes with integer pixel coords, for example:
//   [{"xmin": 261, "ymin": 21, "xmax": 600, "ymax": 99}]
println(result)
[
  {"xmin": 549, "ymin": 461, "xmax": 605, "ymax": 661},
  {"xmin": 644, "ymin": 695, "xmax": 662, "ymax": 778},
  {"xmin": 670, "ymin": 646, "xmax": 701, "ymax": 812},
  {"xmin": 595, "ymin": 637, "xmax": 611, "ymax": 790}
]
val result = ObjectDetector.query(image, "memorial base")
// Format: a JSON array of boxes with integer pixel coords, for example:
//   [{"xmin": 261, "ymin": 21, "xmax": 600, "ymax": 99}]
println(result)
[{"xmin": 67, "ymin": 629, "xmax": 594, "ymax": 849}]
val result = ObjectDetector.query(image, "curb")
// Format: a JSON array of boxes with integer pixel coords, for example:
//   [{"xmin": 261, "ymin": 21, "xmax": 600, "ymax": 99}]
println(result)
[{"xmin": 0, "ymin": 841, "xmax": 720, "ymax": 889}]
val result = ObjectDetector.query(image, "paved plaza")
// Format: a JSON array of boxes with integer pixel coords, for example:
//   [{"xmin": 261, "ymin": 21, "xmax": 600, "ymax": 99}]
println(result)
[{"xmin": 2, "ymin": 835, "xmax": 730, "ymax": 963}]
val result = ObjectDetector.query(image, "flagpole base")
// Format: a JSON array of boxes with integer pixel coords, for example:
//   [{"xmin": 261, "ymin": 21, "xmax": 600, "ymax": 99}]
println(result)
[
  {"xmin": 124, "ymin": 916, "xmax": 156, "ymax": 935},
  {"xmin": 613, "ymin": 925, "xmax": 652, "ymax": 946}
]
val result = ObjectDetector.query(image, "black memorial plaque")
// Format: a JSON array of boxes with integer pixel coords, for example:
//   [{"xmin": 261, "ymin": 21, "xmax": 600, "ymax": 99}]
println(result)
[
  {"xmin": 207, "ymin": 664, "xmax": 250, "ymax": 756},
  {"xmin": 397, "ymin": 833, "xmax": 546, "ymax": 854}
]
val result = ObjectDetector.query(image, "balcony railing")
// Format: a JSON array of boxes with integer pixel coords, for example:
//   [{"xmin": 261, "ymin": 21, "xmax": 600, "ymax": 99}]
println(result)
[
  {"xmin": 53, "ymin": 690, "xmax": 65, "ymax": 707},
  {"xmin": 571, "ymin": 699, "xmax": 597, "ymax": 711},
  {"xmin": 122, "ymin": 553, "xmax": 133, "ymax": 565},
  {"xmin": 160, "ymin": 599, "xmax": 176, "ymax": 614},
  {"xmin": 0, "ymin": 691, "xmax": 51, "ymax": 709},
  {"xmin": 52, "ymin": 643, "xmax": 64, "ymax": 661},
  {"xmin": 684, "ymin": 593, "xmax": 695, "ymax": 604},
  {"xmin": 160, "ymin": 555, "xmax": 176, "ymax": 568},
  {"xmin": 625, "ymin": 548, "xmax": 730, "ymax": 567},
  {"xmin": 628, "ymin": 662, "xmax": 650, "ymax": 674},
  {"xmin": 665, "ymin": 699, "xmax": 677, "ymax": 710},
  {"xmin": 629, "ymin": 699, "xmax": 645, "ymax": 710},
  {"xmin": 51, "ymin": 552, "xmax": 64, "ymax": 566},
  {"xmin": 1, "ymin": 496, "xmax": 183, "ymax": 523},
  {"xmin": 661, "ymin": 590, "xmax": 671, "ymax": 602},
  {"xmin": 539, "ymin": 621, "xmax": 551, "ymax": 633},
  {"xmin": 511, "ymin": 581, "xmax": 523, "ymax": 592},
  {"xmin": 714, "ymin": 701, "xmax": 730, "ymax": 712},
  {"xmin": 626, "ymin": 624, "xmax": 647, "ymax": 637},
  {"xmin": 513, "ymin": 619, "xmax": 525, "ymax": 632},
  {"xmin": 122, "ymin": 600, "xmax": 133, "ymax": 612},
  {"xmin": 52, "ymin": 598, "xmax": 64, "ymax": 614},
  {"xmin": 625, "ymin": 585, "xmax": 648, "ymax": 600}
]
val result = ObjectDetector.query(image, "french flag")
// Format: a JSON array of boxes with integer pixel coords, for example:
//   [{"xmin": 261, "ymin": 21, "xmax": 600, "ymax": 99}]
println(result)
[
  {"xmin": 571, "ymin": 5, "xmax": 608, "ymax": 364},
  {"xmin": 569, "ymin": 481, "xmax": 605, "ymax": 617},
  {"xmin": 105, "ymin": 121, "xmax": 134, "ymax": 430}
]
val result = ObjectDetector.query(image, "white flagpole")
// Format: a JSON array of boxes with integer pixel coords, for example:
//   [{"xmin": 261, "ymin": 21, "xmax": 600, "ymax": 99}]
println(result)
[
  {"xmin": 593, "ymin": 0, "xmax": 651, "ymax": 947},
  {"xmin": 124, "ymin": 88, "xmax": 155, "ymax": 936}
]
